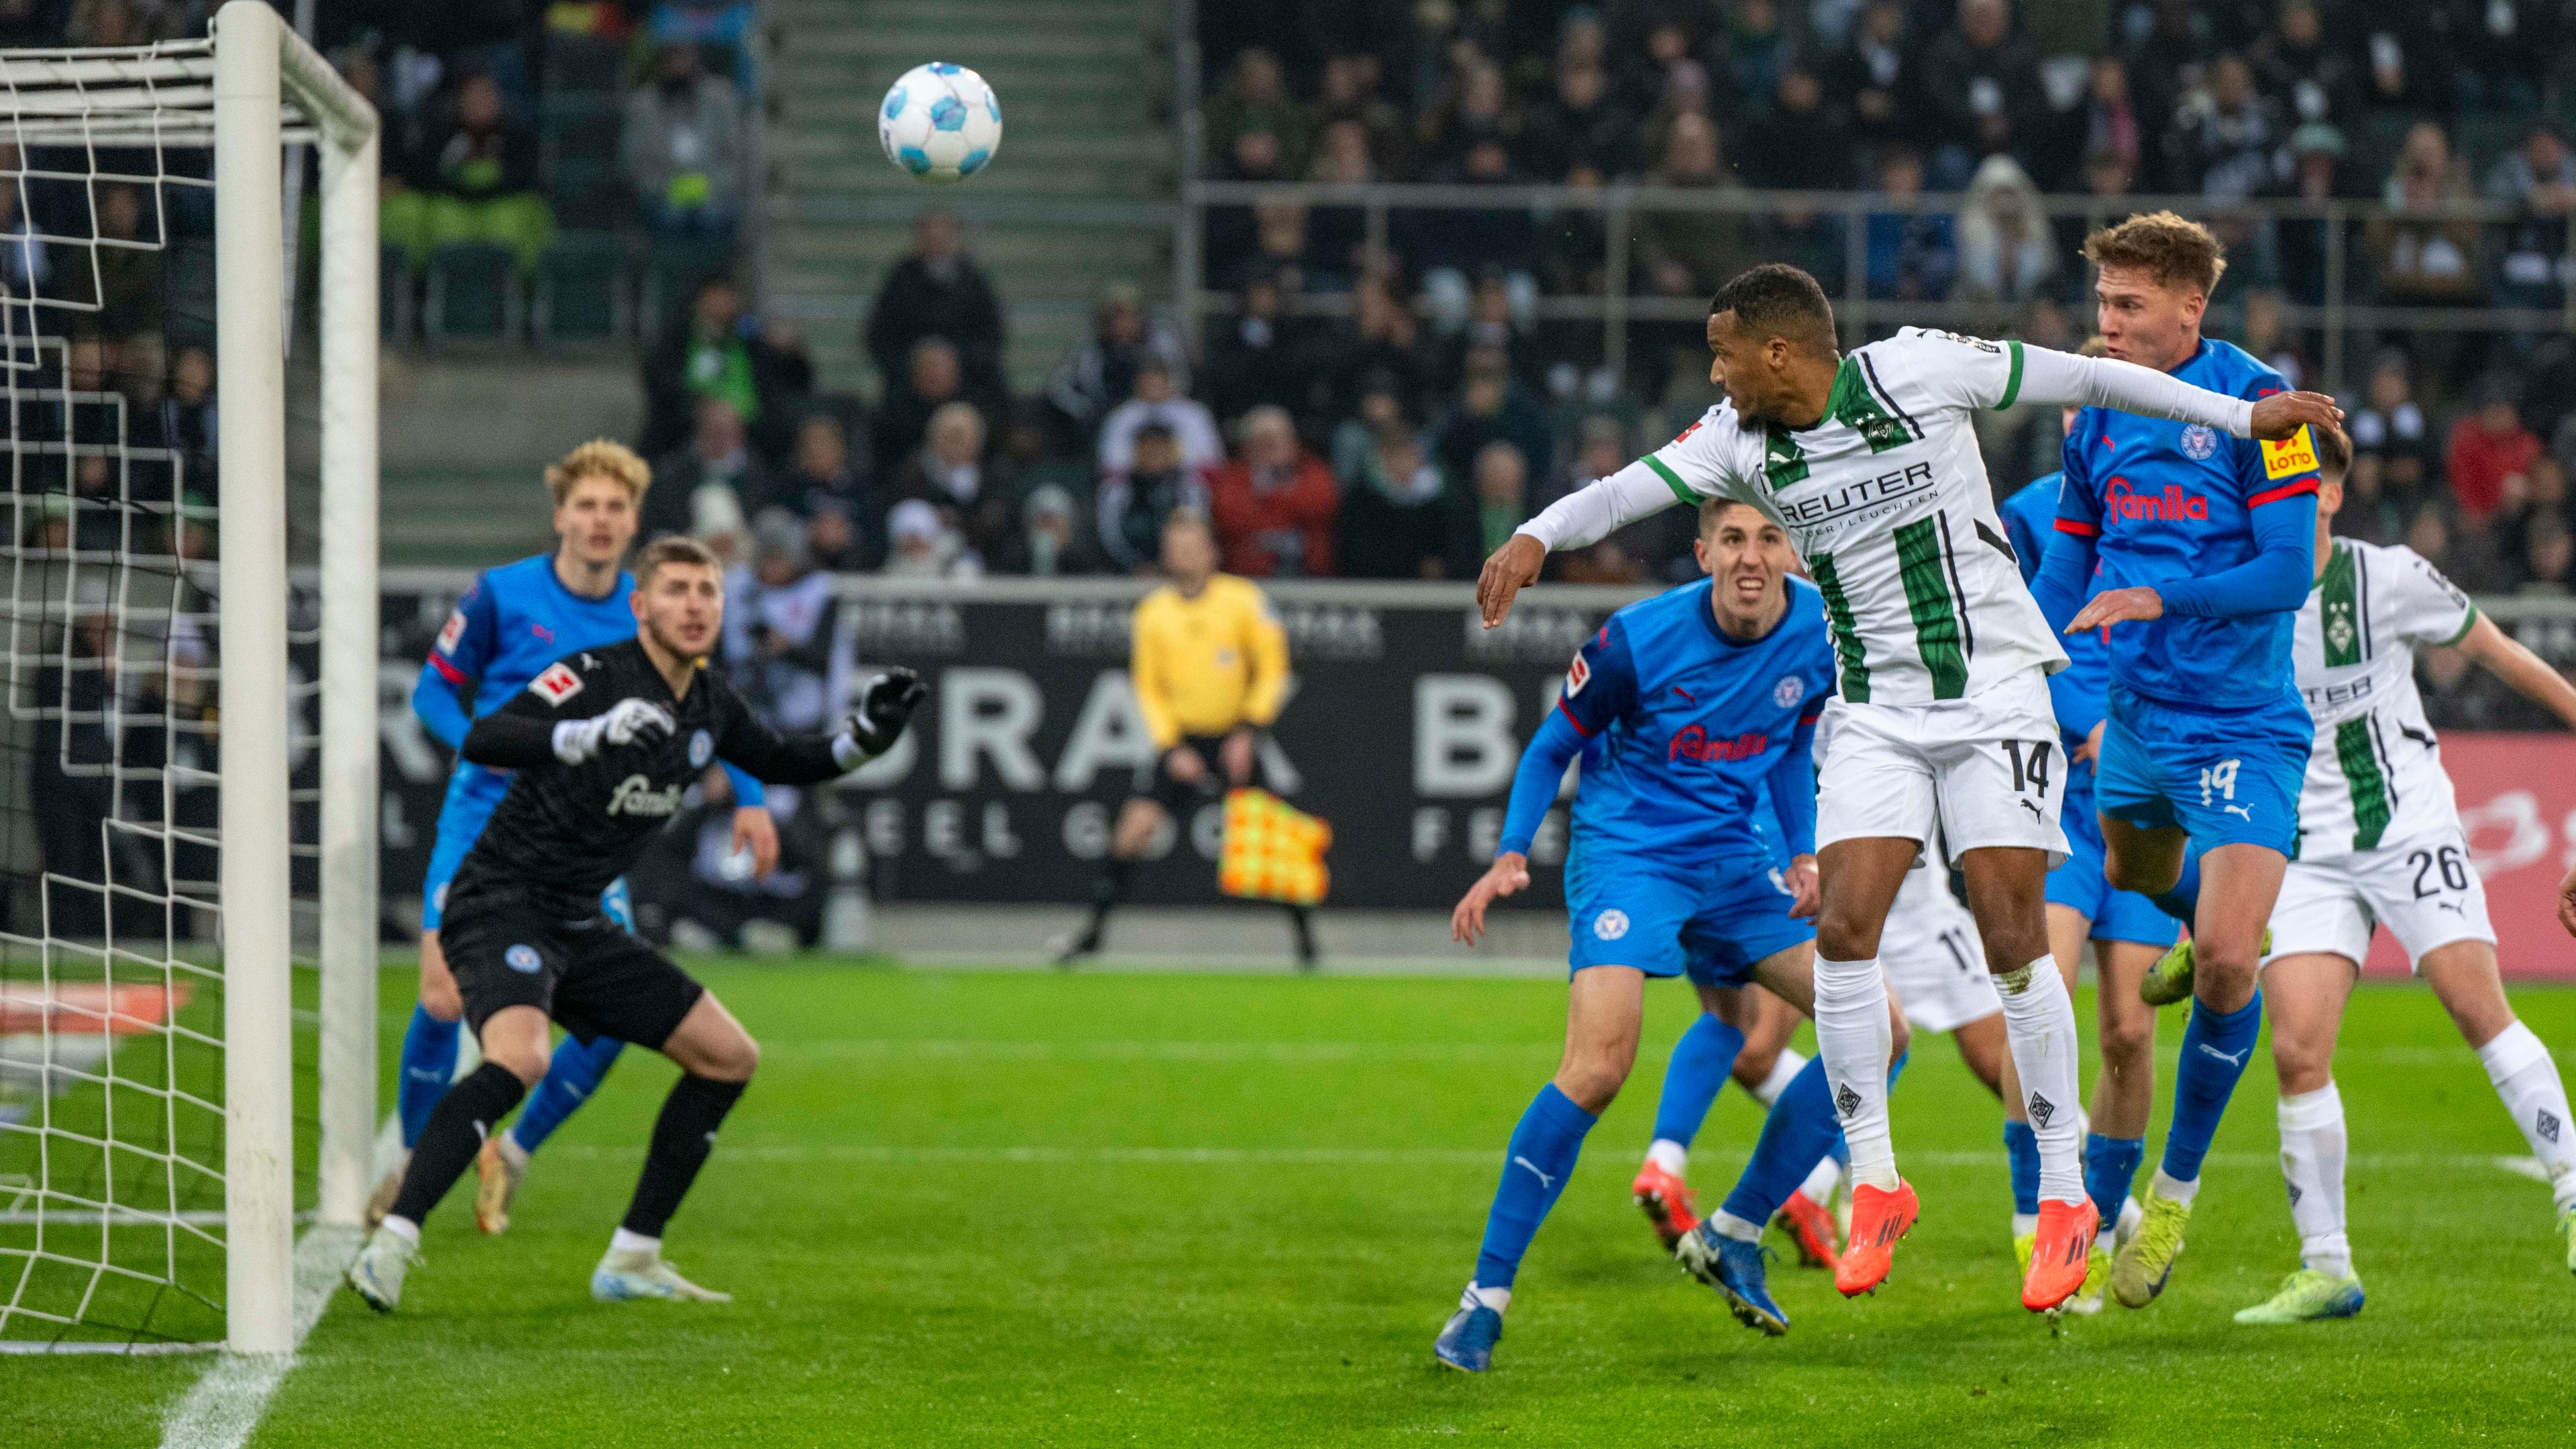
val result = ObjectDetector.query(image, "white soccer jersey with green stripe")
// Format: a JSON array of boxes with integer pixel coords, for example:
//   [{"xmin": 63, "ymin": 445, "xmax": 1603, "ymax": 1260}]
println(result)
[
  {"xmin": 1629, "ymin": 328, "xmax": 2068, "ymax": 706},
  {"xmin": 2289, "ymin": 537, "xmax": 2477, "ymax": 859}
]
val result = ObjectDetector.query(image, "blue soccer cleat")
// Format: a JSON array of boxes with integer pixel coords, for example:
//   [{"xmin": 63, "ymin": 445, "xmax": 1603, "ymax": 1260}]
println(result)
[
  {"xmin": 1675, "ymin": 1222, "xmax": 1788, "ymax": 1336},
  {"xmin": 1434, "ymin": 1300, "xmax": 1503, "ymax": 1371}
]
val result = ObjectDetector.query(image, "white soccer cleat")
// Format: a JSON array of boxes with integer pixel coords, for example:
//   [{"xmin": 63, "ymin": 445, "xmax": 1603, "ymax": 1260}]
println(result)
[
  {"xmin": 346, "ymin": 1225, "xmax": 418, "ymax": 1313},
  {"xmin": 364, "ymin": 1149, "xmax": 410, "ymax": 1231},
  {"xmin": 590, "ymin": 1245, "xmax": 731, "ymax": 1303}
]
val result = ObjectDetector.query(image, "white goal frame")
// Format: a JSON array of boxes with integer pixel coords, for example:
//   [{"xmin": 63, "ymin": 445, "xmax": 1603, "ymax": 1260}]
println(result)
[{"xmin": 0, "ymin": 1, "xmax": 378, "ymax": 1354}]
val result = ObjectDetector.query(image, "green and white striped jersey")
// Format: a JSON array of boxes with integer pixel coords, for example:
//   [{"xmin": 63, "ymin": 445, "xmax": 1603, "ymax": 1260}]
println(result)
[
  {"xmin": 2289, "ymin": 537, "xmax": 2478, "ymax": 859},
  {"xmin": 1627, "ymin": 328, "xmax": 2068, "ymax": 706}
]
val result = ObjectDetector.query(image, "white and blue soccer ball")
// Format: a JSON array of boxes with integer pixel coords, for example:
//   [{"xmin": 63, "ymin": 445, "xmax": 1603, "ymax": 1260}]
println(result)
[{"xmin": 878, "ymin": 62, "xmax": 1002, "ymax": 184}]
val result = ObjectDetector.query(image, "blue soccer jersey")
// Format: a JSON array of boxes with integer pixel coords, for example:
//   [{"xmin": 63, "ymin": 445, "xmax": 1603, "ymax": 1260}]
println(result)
[
  {"xmin": 1497, "ymin": 578, "xmax": 1837, "ymax": 985},
  {"xmin": 412, "ymin": 553, "xmax": 764, "ymax": 926},
  {"xmin": 2051, "ymin": 339, "xmax": 2322, "ymax": 712}
]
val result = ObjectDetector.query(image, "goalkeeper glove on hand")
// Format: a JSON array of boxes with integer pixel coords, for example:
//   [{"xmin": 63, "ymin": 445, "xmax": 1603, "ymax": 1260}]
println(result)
[
  {"xmin": 832, "ymin": 667, "xmax": 928, "ymax": 769},
  {"xmin": 552, "ymin": 698, "xmax": 678, "ymax": 766}
]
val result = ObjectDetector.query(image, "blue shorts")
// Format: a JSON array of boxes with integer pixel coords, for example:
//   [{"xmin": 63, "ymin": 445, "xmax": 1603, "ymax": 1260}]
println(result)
[
  {"xmin": 2093, "ymin": 685, "xmax": 2310, "ymax": 857},
  {"xmin": 1564, "ymin": 847, "xmax": 1814, "ymax": 988},
  {"xmin": 422, "ymin": 771, "xmax": 631, "ymax": 932},
  {"xmin": 2047, "ymin": 766, "xmax": 2180, "ymax": 949}
]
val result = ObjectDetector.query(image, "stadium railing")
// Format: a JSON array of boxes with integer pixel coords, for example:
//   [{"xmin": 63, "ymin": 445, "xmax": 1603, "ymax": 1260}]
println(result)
[{"xmin": 1178, "ymin": 178, "xmax": 2576, "ymax": 395}]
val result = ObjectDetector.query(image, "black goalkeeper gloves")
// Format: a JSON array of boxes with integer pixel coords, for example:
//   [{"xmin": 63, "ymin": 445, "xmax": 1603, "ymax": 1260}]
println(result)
[{"xmin": 833, "ymin": 667, "xmax": 929, "ymax": 768}]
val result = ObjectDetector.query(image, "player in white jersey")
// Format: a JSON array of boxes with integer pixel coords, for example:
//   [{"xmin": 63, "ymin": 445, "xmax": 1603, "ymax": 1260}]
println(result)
[
  {"xmin": 1478, "ymin": 263, "xmax": 2342, "ymax": 1309},
  {"xmin": 2240, "ymin": 429, "xmax": 2576, "ymax": 1322}
]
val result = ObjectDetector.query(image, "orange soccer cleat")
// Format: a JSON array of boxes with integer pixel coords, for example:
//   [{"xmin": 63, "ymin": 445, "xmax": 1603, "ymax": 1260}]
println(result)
[
  {"xmin": 1774, "ymin": 1188, "xmax": 1843, "ymax": 1270},
  {"xmin": 2022, "ymin": 1197, "xmax": 2100, "ymax": 1312},
  {"xmin": 1632, "ymin": 1160, "xmax": 1701, "ymax": 1251},
  {"xmin": 1834, "ymin": 1179, "xmax": 1919, "ymax": 1297}
]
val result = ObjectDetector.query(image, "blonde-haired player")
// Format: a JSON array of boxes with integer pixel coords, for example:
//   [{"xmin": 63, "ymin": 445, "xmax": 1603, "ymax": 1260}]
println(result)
[
  {"xmin": 374, "ymin": 440, "xmax": 781, "ymax": 1235},
  {"xmin": 2238, "ymin": 426, "xmax": 2576, "ymax": 1322}
]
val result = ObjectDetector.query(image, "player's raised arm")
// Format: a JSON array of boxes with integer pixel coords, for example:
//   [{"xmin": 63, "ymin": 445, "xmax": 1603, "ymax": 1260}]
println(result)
[
  {"xmin": 460, "ymin": 651, "xmax": 675, "ymax": 769},
  {"xmin": 413, "ymin": 574, "xmax": 501, "ymax": 749},
  {"xmin": 714, "ymin": 666, "xmax": 929, "ymax": 784},
  {"xmin": 1479, "ymin": 460, "xmax": 1693, "ymax": 627},
  {"xmin": 2004, "ymin": 341, "xmax": 2343, "ymax": 441}
]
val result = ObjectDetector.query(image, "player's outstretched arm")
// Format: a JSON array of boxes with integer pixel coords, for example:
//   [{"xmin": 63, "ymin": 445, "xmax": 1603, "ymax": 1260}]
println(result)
[
  {"xmin": 1479, "ymin": 465, "xmax": 1680, "ymax": 627},
  {"xmin": 2457, "ymin": 612, "xmax": 2576, "ymax": 729},
  {"xmin": 2012, "ymin": 344, "xmax": 2343, "ymax": 440},
  {"xmin": 2068, "ymin": 489, "xmax": 2319, "ymax": 631},
  {"xmin": 719, "ymin": 667, "xmax": 930, "ymax": 784}
]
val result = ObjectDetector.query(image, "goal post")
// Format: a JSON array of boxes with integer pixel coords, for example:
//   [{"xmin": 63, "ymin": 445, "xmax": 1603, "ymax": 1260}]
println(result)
[{"xmin": 0, "ymin": 1, "xmax": 378, "ymax": 1355}]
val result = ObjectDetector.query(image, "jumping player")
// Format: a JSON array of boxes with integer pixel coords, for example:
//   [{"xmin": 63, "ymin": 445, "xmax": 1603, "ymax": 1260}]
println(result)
[
  {"xmin": 1436, "ymin": 497, "xmax": 1874, "ymax": 1366},
  {"xmin": 1483, "ymin": 263, "xmax": 2340, "ymax": 1310},
  {"xmin": 347, "ymin": 537, "xmax": 928, "ymax": 1310},
  {"xmin": 2029, "ymin": 213, "xmax": 2342, "ymax": 1309},
  {"xmin": 378, "ymin": 441, "xmax": 780, "ymax": 1236},
  {"xmin": 1996, "ymin": 353, "xmax": 2170, "ymax": 1306},
  {"xmin": 2235, "ymin": 429, "xmax": 2576, "ymax": 1322}
]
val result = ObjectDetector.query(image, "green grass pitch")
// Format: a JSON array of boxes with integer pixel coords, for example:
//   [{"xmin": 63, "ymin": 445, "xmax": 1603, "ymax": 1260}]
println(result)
[{"xmin": 12, "ymin": 963, "xmax": 2575, "ymax": 1446}]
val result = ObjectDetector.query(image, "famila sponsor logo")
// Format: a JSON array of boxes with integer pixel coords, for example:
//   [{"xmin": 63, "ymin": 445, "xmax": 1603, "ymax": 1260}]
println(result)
[
  {"xmin": 2102, "ymin": 476, "xmax": 2210, "ymax": 522},
  {"xmin": 607, "ymin": 774, "xmax": 686, "ymax": 816}
]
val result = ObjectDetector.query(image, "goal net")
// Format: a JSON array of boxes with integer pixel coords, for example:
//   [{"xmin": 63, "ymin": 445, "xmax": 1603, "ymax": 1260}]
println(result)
[{"xmin": 0, "ymin": 2, "xmax": 375, "ymax": 1354}]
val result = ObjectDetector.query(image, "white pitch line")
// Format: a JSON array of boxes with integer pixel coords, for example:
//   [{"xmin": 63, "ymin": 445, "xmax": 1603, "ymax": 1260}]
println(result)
[
  {"xmin": 154, "ymin": 1114, "xmax": 396, "ymax": 1449},
  {"xmin": 541, "ymin": 1143, "xmax": 2553, "ymax": 1172}
]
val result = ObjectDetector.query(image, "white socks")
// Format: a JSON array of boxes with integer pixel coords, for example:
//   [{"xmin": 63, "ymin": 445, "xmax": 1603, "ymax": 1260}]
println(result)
[
  {"xmin": 1796, "ymin": 1153, "xmax": 1843, "ymax": 1203},
  {"xmin": 2276, "ymin": 1082, "xmax": 2352, "ymax": 1279},
  {"xmin": 1752, "ymin": 1049, "xmax": 1807, "ymax": 1109},
  {"xmin": 609, "ymin": 1227, "xmax": 661, "ymax": 1256},
  {"xmin": 1707, "ymin": 1209, "xmax": 1763, "ymax": 1242},
  {"xmin": 1646, "ymin": 1139, "xmax": 1688, "ymax": 1175},
  {"xmin": 2478, "ymin": 1021, "xmax": 2576, "ymax": 1210},
  {"xmin": 1811, "ymin": 955, "xmax": 1897, "ymax": 1190},
  {"xmin": 380, "ymin": 1214, "xmax": 420, "ymax": 1245},
  {"xmin": 2150, "ymin": 1168, "xmax": 2201, "ymax": 1206},
  {"xmin": 1994, "ymin": 957, "xmax": 2086, "ymax": 1205},
  {"xmin": 1464, "ymin": 1283, "xmax": 1510, "ymax": 1313}
]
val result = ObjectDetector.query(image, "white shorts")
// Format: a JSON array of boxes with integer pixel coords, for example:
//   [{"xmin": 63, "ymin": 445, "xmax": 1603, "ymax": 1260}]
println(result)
[
  {"xmin": 1815, "ymin": 669, "xmax": 2068, "ymax": 865},
  {"xmin": 1879, "ymin": 861, "xmax": 2000, "ymax": 1034},
  {"xmin": 2261, "ymin": 822, "xmax": 2496, "ymax": 973}
]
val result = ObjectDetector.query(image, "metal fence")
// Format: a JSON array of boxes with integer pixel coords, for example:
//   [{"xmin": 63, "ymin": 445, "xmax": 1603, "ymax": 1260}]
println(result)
[{"xmin": 1177, "ymin": 178, "xmax": 2576, "ymax": 396}]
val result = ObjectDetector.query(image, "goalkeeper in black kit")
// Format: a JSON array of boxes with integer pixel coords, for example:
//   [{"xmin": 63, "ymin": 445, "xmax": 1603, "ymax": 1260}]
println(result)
[{"xmin": 347, "ymin": 536, "xmax": 927, "ymax": 1311}]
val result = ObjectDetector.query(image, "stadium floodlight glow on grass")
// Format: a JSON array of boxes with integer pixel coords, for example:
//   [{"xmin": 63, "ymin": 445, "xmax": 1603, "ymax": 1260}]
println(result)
[{"xmin": 0, "ymin": 1, "xmax": 376, "ymax": 1355}]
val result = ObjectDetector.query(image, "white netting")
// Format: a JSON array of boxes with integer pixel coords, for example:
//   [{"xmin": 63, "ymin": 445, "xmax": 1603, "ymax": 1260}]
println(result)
[{"xmin": 0, "ymin": 35, "xmax": 325, "ymax": 1350}]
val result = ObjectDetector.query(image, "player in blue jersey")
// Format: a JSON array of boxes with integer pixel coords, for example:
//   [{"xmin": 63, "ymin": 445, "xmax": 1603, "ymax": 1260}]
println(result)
[
  {"xmin": 1994, "ymin": 344, "xmax": 2171, "ymax": 1310},
  {"xmin": 1434, "ymin": 499, "xmax": 1909, "ymax": 1368},
  {"xmin": 370, "ymin": 440, "xmax": 781, "ymax": 1235},
  {"xmin": 2030, "ymin": 213, "xmax": 2343, "ymax": 1309}
]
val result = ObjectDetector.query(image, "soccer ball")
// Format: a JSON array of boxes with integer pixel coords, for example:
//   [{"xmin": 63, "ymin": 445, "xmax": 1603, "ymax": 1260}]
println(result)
[{"xmin": 878, "ymin": 63, "xmax": 1002, "ymax": 184}]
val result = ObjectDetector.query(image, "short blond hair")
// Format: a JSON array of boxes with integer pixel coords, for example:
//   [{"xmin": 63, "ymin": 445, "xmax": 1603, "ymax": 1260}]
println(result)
[
  {"xmin": 545, "ymin": 439, "xmax": 651, "ymax": 505},
  {"xmin": 2084, "ymin": 211, "xmax": 2227, "ymax": 298}
]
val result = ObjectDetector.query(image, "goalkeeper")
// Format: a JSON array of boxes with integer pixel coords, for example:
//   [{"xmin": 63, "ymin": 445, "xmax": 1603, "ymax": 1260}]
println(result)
[
  {"xmin": 347, "ymin": 537, "xmax": 928, "ymax": 1309},
  {"xmin": 1055, "ymin": 513, "xmax": 1311, "ymax": 967},
  {"xmin": 381, "ymin": 439, "xmax": 780, "ymax": 1238}
]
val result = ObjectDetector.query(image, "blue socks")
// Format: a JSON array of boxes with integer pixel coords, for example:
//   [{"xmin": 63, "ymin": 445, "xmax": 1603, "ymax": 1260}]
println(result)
[
  {"xmin": 2161, "ymin": 993, "xmax": 2263, "ymax": 1184},
  {"xmin": 1650, "ymin": 1014, "xmax": 1746, "ymax": 1148},
  {"xmin": 396, "ymin": 1004, "xmax": 462, "ymax": 1149},
  {"xmin": 1474, "ymin": 1083, "xmax": 1597, "ymax": 1290},
  {"xmin": 2150, "ymin": 851, "xmax": 2202, "ymax": 929},
  {"xmin": 2003, "ymin": 1120, "xmax": 2041, "ymax": 1217},
  {"xmin": 510, "ymin": 1033, "xmax": 625, "ymax": 1154},
  {"xmin": 2085, "ymin": 1132, "xmax": 2145, "ymax": 1226},
  {"xmin": 1718, "ymin": 1053, "xmax": 1839, "ymax": 1227}
]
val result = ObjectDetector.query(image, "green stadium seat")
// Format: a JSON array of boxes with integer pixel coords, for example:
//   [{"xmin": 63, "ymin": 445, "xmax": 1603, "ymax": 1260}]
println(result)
[
  {"xmin": 423, "ymin": 241, "xmax": 522, "ymax": 341},
  {"xmin": 534, "ymin": 230, "xmax": 632, "ymax": 343}
]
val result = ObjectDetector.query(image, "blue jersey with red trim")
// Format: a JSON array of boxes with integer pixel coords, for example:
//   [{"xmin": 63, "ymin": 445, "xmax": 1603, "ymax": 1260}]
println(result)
[
  {"xmin": 1555, "ymin": 577, "xmax": 1838, "ymax": 867},
  {"xmin": 2002, "ymin": 472, "xmax": 2107, "ymax": 745},
  {"xmin": 2054, "ymin": 339, "xmax": 2320, "ymax": 710}
]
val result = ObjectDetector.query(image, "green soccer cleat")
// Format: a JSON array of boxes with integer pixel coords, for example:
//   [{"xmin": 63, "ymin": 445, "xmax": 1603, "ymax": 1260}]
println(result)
[
  {"xmin": 591, "ymin": 1245, "xmax": 732, "ymax": 1303},
  {"xmin": 2063, "ymin": 1246, "xmax": 2112, "ymax": 1316},
  {"xmin": 2559, "ymin": 1203, "xmax": 2575, "ymax": 1275},
  {"xmin": 2140, "ymin": 930, "xmax": 2271, "ymax": 1007},
  {"xmin": 2233, "ymin": 1268, "xmax": 2365, "ymax": 1325},
  {"xmin": 2111, "ymin": 1185, "xmax": 2194, "ymax": 1308}
]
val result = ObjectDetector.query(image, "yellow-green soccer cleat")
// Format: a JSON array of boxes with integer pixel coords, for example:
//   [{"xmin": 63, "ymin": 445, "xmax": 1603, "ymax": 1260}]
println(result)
[
  {"xmin": 2012, "ymin": 1230, "xmax": 2035, "ymax": 1275},
  {"xmin": 2063, "ymin": 1246, "xmax": 2113, "ymax": 1316},
  {"xmin": 2140, "ymin": 930, "xmax": 2271, "ymax": 1007},
  {"xmin": 2560, "ymin": 1203, "xmax": 2575, "ymax": 1275},
  {"xmin": 2111, "ymin": 1185, "xmax": 2193, "ymax": 1307},
  {"xmin": 2233, "ymin": 1268, "xmax": 2365, "ymax": 1324}
]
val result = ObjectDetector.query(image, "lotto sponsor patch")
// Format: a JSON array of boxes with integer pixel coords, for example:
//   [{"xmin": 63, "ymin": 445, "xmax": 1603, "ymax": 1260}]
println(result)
[
  {"xmin": 529, "ymin": 661, "xmax": 584, "ymax": 704},
  {"xmin": 2261, "ymin": 426, "xmax": 2319, "ymax": 480}
]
